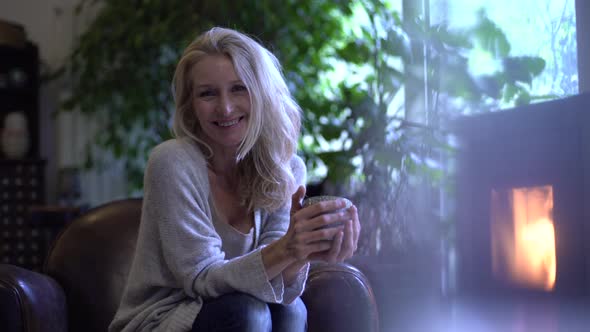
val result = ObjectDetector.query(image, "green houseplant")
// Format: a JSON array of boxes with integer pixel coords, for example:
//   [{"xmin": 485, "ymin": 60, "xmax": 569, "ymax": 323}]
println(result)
[
  {"xmin": 296, "ymin": 4, "xmax": 546, "ymax": 255},
  {"xmin": 60, "ymin": 0, "xmax": 350, "ymax": 191},
  {"xmin": 60, "ymin": 0, "xmax": 545, "ymax": 256}
]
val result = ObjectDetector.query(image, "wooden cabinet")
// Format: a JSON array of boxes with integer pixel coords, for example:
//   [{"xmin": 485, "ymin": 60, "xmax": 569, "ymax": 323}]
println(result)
[
  {"xmin": 0, "ymin": 159, "xmax": 45, "ymax": 270},
  {"xmin": 0, "ymin": 27, "xmax": 47, "ymax": 271}
]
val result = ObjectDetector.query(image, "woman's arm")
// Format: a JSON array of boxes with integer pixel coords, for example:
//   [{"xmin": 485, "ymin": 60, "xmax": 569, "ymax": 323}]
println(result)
[{"xmin": 258, "ymin": 155, "xmax": 359, "ymax": 289}]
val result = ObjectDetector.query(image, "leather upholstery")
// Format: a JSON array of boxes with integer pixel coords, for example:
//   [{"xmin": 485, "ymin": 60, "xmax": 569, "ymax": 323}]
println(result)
[
  {"xmin": 0, "ymin": 264, "xmax": 67, "ymax": 332},
  {"xmin": 303, "ymin": 262, "xmax": 380, "ymax": 332},
  {"xmin": 0, "ymin": 198, "xmax": 379, "ymax": 332},
  {"xmin": 45, "ymin": 198, "xmax": 142, "ymax": 332}
]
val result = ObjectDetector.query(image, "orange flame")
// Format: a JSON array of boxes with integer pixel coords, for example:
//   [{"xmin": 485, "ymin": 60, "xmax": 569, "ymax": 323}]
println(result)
[{"xmin": 491, "ymin": 186, "xmax": 556, "ymax": 291}]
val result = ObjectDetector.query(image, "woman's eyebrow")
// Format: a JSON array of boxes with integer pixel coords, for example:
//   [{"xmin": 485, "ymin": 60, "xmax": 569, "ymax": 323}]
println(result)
[
  {"xmin": 194, "ymin": 84, "xmax": 213, "ymax": 89},
  {"xmin": 194, "ymin": 80, "xmax": 244, "ymax": 88}
]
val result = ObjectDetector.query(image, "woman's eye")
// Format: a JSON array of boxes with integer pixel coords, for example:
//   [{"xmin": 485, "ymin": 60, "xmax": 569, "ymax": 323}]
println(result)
[
  {"xmin": 232, "ymin": 85, "xmax": 247, "ymax": 92},
  {"xmin": 198, "ymin": 90, "xmax": 215, "ymax": 97}
]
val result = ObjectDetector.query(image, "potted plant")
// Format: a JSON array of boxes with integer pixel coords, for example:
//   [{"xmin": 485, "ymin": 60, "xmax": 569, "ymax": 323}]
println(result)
[
  {"xmin": 59, "ymin": 0, "xmax": 350, "ymax": 191},
  {"xmin": 302, "ymin": 5, "xmax": 546, "ymax": 258},
  {"xmin": 59, "ymin": 1, "xmax": 545, "ymax": 258}
]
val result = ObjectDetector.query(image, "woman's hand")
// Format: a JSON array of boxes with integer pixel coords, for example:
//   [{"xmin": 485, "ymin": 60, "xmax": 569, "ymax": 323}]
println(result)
[
  {"xmin": 286, "ymin": 186, "xmax": 361, "ymax": 264},
  {"xmin": 261, "ymin": 186, "xmax": 361, "ymax": 280},
  {"xmin": 309, "ymin": 202, "xmax": 361, "ymax": 263},
  {"xmin": 282, "ymin": 186, "xmax": 351, "ymax": 262}
]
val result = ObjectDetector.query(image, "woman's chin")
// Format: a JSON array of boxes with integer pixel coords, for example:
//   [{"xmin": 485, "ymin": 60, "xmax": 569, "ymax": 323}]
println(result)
[{"xmin": 207, "ymin": 138, "xmax": 244, "ymax": 153}]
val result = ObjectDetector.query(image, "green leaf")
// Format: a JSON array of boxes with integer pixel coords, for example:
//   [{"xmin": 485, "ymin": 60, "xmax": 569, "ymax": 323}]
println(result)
[
  {"xmin": 336, "ymin": 39, "xmax": 372, "ymax": 64},
  {"xmin": 434, "ymin": 24, "xmax": 472, "ymax": 49},
  {"xmin": 320, "ymin": 124, "xmax": 344, "ymax": 141},
  {"xmin": 470, "ymin": 9, "xmax": 511, "ymax": 57},
  {"xmin": 383, "ymin": 25, "xmax": 411, "ymax": 60},
  {"xmin": 380, "ymin": 65, "xmax": 404, "ymax": 94},
  {"xmin": 474, "ymin": 75, "xmax": 502, "ymax": 99},
  {"xmin": 318, "ymin": 151, "xmax": 356, "ymax": 182},
  {"xmin": 515, "ymin": 90, "xmax": 532, "ymax": 106},
  {"xmin": 514, "ymin": 56, "xmax": 546, "ymax": 76},
  {"xmin": 503, "ymin": 56, "xmax": 546, "ymax": 86},
  {"xmin": 502, "ymin": 83, "xmax": 519, "ymax": 103}
]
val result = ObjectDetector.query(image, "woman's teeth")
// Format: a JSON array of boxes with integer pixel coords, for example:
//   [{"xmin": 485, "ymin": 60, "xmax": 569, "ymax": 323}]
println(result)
[{"xmin": 217, "ymin": 118, "xmax": 239, "ymax": 127}]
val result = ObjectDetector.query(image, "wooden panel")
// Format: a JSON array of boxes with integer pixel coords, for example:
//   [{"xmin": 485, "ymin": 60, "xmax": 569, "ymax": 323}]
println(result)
[{"xmin": 0, "ymin": 159, "xmax": 45, "ymax": 270}]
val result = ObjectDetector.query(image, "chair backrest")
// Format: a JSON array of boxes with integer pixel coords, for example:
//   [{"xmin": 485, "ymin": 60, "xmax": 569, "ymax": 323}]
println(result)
[{"xmin": 44, "ymin": 198, "xmax": 142, "ymax": 332}]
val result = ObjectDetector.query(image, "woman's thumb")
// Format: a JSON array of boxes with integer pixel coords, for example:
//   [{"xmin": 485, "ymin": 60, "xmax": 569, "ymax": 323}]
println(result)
[{"xmin": 290, "ymin": 185, "xmax": 306, "ymax": 216}]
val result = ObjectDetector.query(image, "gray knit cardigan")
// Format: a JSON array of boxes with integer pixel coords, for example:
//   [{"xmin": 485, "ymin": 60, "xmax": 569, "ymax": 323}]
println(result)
[{"xmin": 109, "ymin": 138, "xmax": 309, "ymax": 332}]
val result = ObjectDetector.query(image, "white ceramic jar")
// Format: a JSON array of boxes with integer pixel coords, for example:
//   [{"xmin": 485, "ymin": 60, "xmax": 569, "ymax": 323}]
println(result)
[{"xmin": 1, "ymin": 111, "xmax": 30, "ymax": 159}]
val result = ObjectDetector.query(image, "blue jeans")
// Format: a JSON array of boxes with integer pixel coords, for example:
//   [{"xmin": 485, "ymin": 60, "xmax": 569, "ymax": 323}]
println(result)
[{"xmin": 191, "ymin": 292, "xmax": 307, "ymax": 332}]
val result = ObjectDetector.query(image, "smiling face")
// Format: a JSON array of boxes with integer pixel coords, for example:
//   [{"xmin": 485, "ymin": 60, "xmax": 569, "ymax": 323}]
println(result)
[{"xmin": 191, "ymin": 54, "xmax": 251, "ymax": 155}]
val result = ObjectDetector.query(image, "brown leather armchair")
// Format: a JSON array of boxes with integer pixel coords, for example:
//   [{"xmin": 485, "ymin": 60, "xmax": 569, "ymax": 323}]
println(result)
[{"xmin": 0, "ymin": 198, "xmax": 378, "ymax": 332}]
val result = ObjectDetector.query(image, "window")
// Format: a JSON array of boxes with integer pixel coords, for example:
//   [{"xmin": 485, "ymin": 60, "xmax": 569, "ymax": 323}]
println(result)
[{"xmin": 431, "ymin": 0, "xmax": 578, "ymax": 106}]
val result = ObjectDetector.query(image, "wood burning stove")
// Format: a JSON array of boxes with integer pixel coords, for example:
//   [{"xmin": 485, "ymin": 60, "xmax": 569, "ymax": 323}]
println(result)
[{"xmin": 454, "ymin": 93, "xmax": 590, "ymax": 298}]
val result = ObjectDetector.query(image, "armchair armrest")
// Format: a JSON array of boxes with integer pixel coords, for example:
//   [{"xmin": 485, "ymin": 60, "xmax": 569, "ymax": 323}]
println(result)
[
  {"xmin": 302, "ymin": 262, "xmax": 379, "ymax": 332},
  {"xmin": 0, "ymin": 264, "xmax": 67, "ymax": 332}
]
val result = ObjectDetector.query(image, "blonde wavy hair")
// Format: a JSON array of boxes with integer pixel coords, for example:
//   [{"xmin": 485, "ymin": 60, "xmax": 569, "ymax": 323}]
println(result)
[{"xmin": 171, "ymin": 27, "xmax": 301, "ymax": 212}]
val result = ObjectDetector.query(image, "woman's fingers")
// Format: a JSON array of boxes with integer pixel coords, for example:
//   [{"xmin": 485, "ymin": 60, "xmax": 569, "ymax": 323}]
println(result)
[
  {"xmin": 326, "ymin": 230, "xmax": 343, "ymax": 263},
  {"xmin": 287, "ymin": 238, "xmax": 335, "ymax": 261},
  {"xmin": 296, "ymin": 225, "xmax": 343, "ymax": 243},
  {"xmin": 351, "ymin": 205, "xmax": 360, "ymax": 253},
  {"xmin": 337, "ymin": 219, "xmax": 354, "ymax": 261},
  {"xmin": 289, "ymin": 226, "xmax": 344, "ymax": 259},
  {"xmin": 295, "ymin": 199, "xmax": 349, "ymax": 221},
  {"xmin": 292, "ymin": 209, "xmax": 351, "ymax": 233}
]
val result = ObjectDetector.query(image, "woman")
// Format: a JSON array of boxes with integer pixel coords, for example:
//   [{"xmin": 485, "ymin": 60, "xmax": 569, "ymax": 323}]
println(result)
[{"xmin": 109, "ymin": 27, "xmax": 360, "ymax": 332}]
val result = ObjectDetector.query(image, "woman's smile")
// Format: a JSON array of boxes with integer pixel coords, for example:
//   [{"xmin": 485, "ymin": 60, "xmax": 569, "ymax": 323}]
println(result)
[{"xmin": 214, "ymin": 116, "xmax": 244, "ymax": 128}]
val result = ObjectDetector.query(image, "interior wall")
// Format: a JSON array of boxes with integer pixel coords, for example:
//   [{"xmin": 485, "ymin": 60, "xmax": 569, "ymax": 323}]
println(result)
[
  {"xmin": 0, "ymin": 0, "xmax": 127, "ymax": 207},
  {"xmin": 0, "ymin": 0, "xmax": 76, "ymax": 68}
]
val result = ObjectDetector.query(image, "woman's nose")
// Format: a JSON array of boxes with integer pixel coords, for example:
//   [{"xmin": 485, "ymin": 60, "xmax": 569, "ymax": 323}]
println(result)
[{"xmin": 218, "ymin": 94, "xmax": 234, "ymax": 115}]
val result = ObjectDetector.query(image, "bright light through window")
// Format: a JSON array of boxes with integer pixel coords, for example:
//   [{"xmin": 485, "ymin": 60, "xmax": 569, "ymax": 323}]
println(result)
[{"xmin": 431, "ymin": 0, "xmax": 578, "ymax": 103}]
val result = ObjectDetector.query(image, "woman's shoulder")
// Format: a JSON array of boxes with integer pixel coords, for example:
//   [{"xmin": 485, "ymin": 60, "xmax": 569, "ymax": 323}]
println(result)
[
  {"xmin": 289, "ymin": 153, "xmax": 305, "ymax": 171},
  {"xmin": 146, "ymin": 138, "xmax": 208, "ymax": 177},
  {"xmin": 289, "ymin": 153, "xmax": 306, "ymax": 185},
  {"xmin": 149, "ymin": 138, "xmax": 207, "ymax": 165}
]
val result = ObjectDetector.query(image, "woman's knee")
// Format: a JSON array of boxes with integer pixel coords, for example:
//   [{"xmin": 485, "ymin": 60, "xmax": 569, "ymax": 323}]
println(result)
[
  {"xmin": 223, "ymin": 293, "xmax": 272, "ymax": 331},
  {"xmin": 269, "ymin": 297, "xmax": 307, "ymax": 331},
  {"xmin": 193, "ymin": 292, "xmax": 271, "ymax": 332}
]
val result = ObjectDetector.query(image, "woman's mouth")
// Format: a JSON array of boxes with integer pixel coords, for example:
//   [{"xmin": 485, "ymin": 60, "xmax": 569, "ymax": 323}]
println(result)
[{"xmin": 214, "ymin": 116, "xmax": 243, "ymax": 128}]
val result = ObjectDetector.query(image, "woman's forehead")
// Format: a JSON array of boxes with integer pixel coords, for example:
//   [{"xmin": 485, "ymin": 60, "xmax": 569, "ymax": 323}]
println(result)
[{"xmin": 191, "ymin": 54, "xmax": 239, "ymax": 83}]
